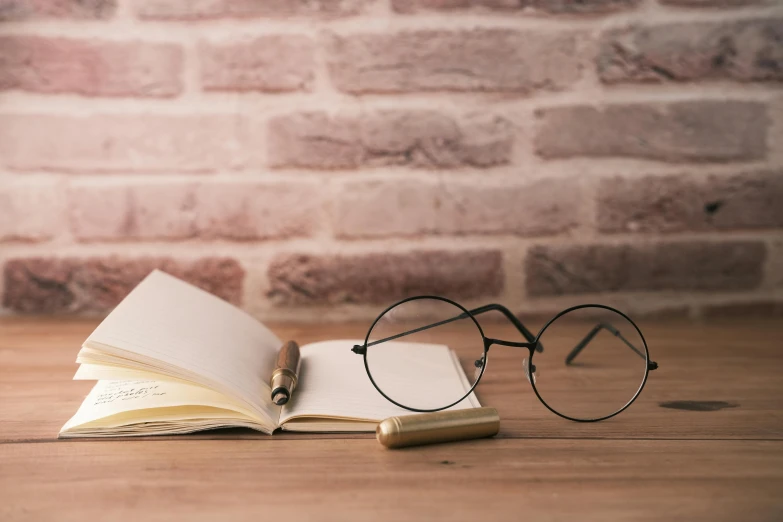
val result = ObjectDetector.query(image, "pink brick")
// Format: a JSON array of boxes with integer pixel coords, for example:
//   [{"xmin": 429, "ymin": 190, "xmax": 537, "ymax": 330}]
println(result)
[
  {"xmin": 200, "ymin": 36, "xmax": 315, "ymax": 93},
  {"xmin": 0, "ymin": 180, "xmax": 64, "ymax": 242},
  {"xmin": 68, "ymin": 183, "xmax": 196, "ymax": 240},
  {"xmin": 525, "ymin": 240, "xmax": 766, "ymax": 296},
  {"xmin": 195, "ymin": 181, "xmax": 320, "ymax": 240},
  {"xmin": 0, "ymin": 36, "xmax": 182, "ymax": 98},
  {"xmin": 659, "ymin": 0, "xmax": 765, "ymax": 6},
  {"xmin": 132, "ymin": 184, "xmax": 200, "ymax": 239},
  {"xmin": 334, "ymin": 178, "xmax": 581, "ymax": 238},
  {"xmin": 597, "ymin": 171, "xmax": 783, "ymax": 234},
  {"xmin": 326, "ymin": 29, "xmax": 583, "ymax": 94},
  {"xmin": 393, "ymin": 0, "xmax": 640, "ymax": 14},
  {"xmin": 3, "ymin": 256, "xmax": 244, "ymax": 313},
  {"xmin": 535, "ymin": 101, "xmax": 768, "ymax": 162},
  {"xmin": 598, "ymin": 19, "xmax": 783, "ymax": 84},
  {"xmin": 0, "ymin": 114, "xmax": 260, "ymax": 173},
  {"xmin": 0, "ymin": 0, "xmax": 116, "ymax": 21},
  {"xmin": 136, "ymin": 0, "xmax": 370, "ymax": 19},
  {"xmin": 768, "ymin": 239, "xmax": 783, "ymax": 290},
  {"xmin": 68, "ymin": 181, "xmax": 320, "ymax": 241},
  {"xmin": 268, "ymin": 111, "xmax": 513, "ymax": 169},
  {"xmin": 437, "ymin": 179, "xmax": 582, "ymax": 236},
  {"xmin": 335, "ymin": 179, "xmax": 438, "ymax": 237},
  {"xmin": 702, "ymin": 301, "xmax": 783, "ymax": 319},
  {"xmin": 67, "ymin": 183, "xmax": 131, "ymax": 240},
  {"xmin": 268, "ymin": 250, "xmax": 503, "ymax": 304}
]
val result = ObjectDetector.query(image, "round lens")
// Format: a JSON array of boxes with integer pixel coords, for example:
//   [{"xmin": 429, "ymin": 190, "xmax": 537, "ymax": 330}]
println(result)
[
  {"xmin": 365, "ymin": 297, "xmax": 486, "ymax": 411},
  {"xmin": 530, "ymin": 306, "xmax": 649, "ymax": 421}
]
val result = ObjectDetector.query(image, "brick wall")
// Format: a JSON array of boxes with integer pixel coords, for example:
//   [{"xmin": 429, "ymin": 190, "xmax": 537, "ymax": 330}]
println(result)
[{"xmin": 1, "ymin": 0, "xmax": 781, "ymax": 322}]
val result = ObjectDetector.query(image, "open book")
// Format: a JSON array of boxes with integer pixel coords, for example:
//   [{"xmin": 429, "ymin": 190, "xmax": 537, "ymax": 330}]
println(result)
[{"xmin": 60, "ymin": 270, "xmax": 480, "ymax": 437}]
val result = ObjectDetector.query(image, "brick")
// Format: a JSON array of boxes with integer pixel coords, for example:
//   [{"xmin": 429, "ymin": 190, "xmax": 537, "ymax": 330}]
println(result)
[
  {"xmin": 267, "ymin": 250, "xmax": 503, "ymax": 304},
  {"xmin": 772, "ymin": 95, "xmax": 783, "ymax": 165},
  {"xmin": 268, "ymin": 111, "xmax": 513, "ymax": 169},
  {"xmin": 518, "ymin": 304, "xmax": 690, "ymax": 323},
  {"xmin": 0, "ymin": 37, "xmax": 182, "ymax": 98},
  {"xmin": 0, "ymin": 114, "xmax": 260, "ymax": 173},
  {"xmin": 195, "ymin": 182, "xmax": 319, "ymax": 240},
  {"xmin": 334, "ymin": 178, "xmax": 581, "ymax": 238},
  {"xmin": 68, "ymin": 184, "xmax": 134, "ymax": 241},
  {"xmin": 702, "ymin": 301, "xmax": 783, "ymax": 319},
  {"xmin": 3, "ymin": 257, "xmax": 244, "ymax": 313},
  {"xmin": 269, "ymin": 113, "xmax": 362, "ymax": 169},
  {"xmin": 393, "ymin": 0, "xmax": 640, "ymax": 14},
  {"xmin": 68, "ymin": 181, "xmax": 319, "ymax": 241},
  {"xmin": 598, "ymin": 171, "xmax": 783, "ymax": 234},
  {"xmin": 136, "ymin": 0, "xmax": 369, "ymax": 19},
  {"xmin": 525, "ymin": 241, "xmax": 766, "ymax": 296},
  {"xmin": 598, "ymin": 20, "xmax": 783, "ymax": 84},
  {"xmin": 335, "ymin": 179, "xmax": 437, "ymax": 237},
  {"xmin": 768, "ymin": 239, "xmax": 783, "ymax": 290},
  {"xmin": 180, "ymin": 258, "xmax": 244, "ymax": 305},
  {"xmin": 0, "ymin": 0, "xmax": 116, "ymax": 21},
  {"xmin": 200, "ymin": 36, "xmax": 314, "ymax": 93},
  {"xmin": 659, "ymin": 0, "xmax": 765, "ymax": 6},
  {"xmin": 121, "ymin": 183, "xmax": 198, "ymax": 240},
  {"xmin": 534, "ymin": 101, "xmax": 768, "ymax": 162},
  {"xmin": 68, "ymin": 183, "xmax": 189, "ymax": 241},
  {"xmin": 0, "ymin": 180, "xmax": 64, "ymax": 242},
  {"xmin": 326, "ymin": 29, "xmax": 582, "ymax": 94}
]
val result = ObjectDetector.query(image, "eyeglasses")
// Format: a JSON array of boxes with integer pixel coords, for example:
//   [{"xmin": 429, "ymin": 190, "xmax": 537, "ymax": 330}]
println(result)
[{"xmin": 351, "ymin": 296, "xmax": 658, "ymax": 422}]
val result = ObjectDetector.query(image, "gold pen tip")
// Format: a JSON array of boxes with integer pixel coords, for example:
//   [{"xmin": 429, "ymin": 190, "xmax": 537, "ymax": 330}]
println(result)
[{"xmin": 272, "ymin": 391, "xmax": 289, "ymax": 405}]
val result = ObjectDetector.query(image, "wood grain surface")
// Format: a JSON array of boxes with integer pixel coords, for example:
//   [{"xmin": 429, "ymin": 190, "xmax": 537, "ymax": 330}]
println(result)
[{"xmin": 1, "ymin": 316, "xmax": 782, "ymax": 521}]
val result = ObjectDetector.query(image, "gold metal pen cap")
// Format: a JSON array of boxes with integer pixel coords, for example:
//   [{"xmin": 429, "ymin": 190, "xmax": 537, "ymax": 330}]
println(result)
[
  {"xmin": 270, "ymin": 341, "xmax": 301, "ymax": 406},
  {"xmin": 376, "ymin": 407, "xmax": 499, "ymax": 449}
]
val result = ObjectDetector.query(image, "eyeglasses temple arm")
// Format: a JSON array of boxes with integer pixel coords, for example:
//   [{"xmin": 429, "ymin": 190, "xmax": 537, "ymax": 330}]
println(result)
[
  {"xmin": 361, "ymin": 303, "xmax": 542, "ymax": 352},
  {"xmin": 565, "ymin": 322, "xmax": 657, "ymax": 370},
  {"xmin": 363, "ymin": 312, "xmax": 470, "ymax": 348}
]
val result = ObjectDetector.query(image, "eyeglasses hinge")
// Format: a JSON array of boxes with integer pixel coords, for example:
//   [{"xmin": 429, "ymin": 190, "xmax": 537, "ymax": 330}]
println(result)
[
  {"xmin": 352, "ymin": 345, "xmax": 366, "ymax": 355},
  {"xmin": 648, "ymin": 361, "xmax": 658, "ymax": 371}
]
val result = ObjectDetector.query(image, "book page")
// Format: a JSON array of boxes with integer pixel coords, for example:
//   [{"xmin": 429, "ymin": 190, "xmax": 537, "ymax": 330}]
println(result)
[
  {"xmin": 60, "ymin": 379, "xmax": 273, "ymax": 436},
  {"xmin": 74, "ymin": 363, "xmax": 181, "ymax": 382},
  {"xmin": 79, "ymin": 270, "xmax": 282, "ymax": 422},
  {"xmin": 279, "ymin": 340, "xmax": 480, "ymax": 425}
]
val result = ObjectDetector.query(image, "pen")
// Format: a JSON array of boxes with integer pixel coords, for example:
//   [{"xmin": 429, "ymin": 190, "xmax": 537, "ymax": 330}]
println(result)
[{"xmin": 270, "ymin": 340, "xmax": 301, "ymax": 406}]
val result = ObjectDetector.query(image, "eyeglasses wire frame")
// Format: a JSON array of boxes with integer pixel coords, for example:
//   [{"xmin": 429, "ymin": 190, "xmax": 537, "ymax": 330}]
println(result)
[{"xmin": 351, "ymin": 295, "xmax": 657, "ymax": 422}]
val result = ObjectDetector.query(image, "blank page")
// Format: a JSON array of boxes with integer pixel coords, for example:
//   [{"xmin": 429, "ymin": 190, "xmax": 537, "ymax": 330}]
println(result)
[
  {"xmin": 82, "ymin": 270, "xmax": 282, "ymax": 420},
  {"xmin": 279, "ymin": 340, "xmax": 480, "ymax": 424}
]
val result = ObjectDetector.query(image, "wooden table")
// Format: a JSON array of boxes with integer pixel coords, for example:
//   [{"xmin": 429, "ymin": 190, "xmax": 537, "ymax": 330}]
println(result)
[{"xmin": 1, "ymin": 317, "xmax": 782, "ymax": 521}]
